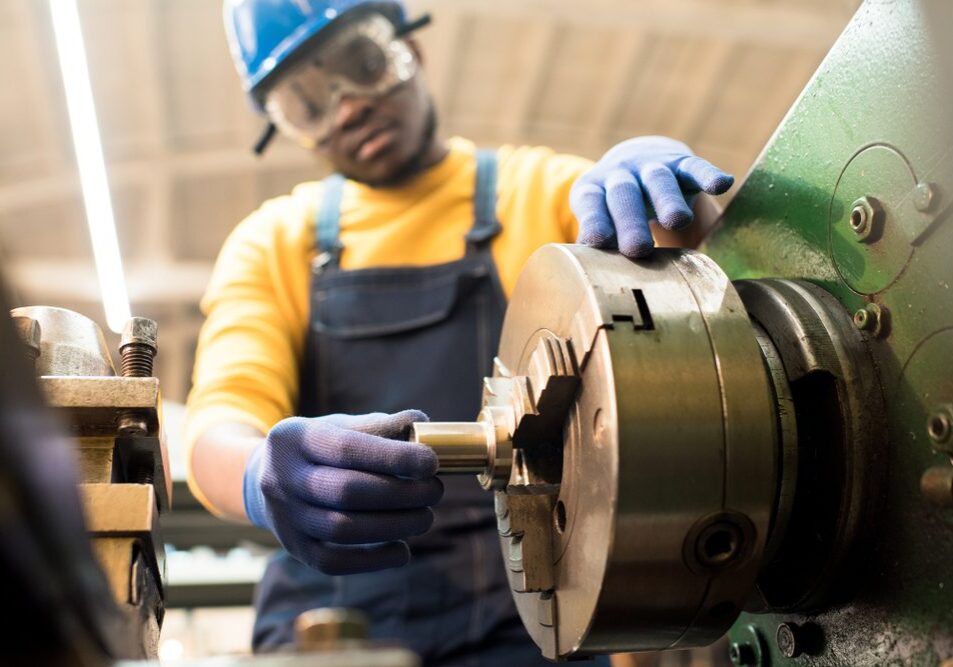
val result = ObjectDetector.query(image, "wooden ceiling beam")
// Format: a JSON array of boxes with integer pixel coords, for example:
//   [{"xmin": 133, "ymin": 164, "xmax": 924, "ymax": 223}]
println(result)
[
  {"xmin": 0, "ymin": 145, "xmax": 314, "ymax": 215},
  {"xmin": 409, "ymin": 0, "xmax": 854, "ymax": 50}
]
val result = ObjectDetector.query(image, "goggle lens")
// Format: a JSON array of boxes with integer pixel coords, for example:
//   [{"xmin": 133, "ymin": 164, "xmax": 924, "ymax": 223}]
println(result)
[{"xmin": 263, "ymin": 14, "xmax": 417, "ymax": 148}]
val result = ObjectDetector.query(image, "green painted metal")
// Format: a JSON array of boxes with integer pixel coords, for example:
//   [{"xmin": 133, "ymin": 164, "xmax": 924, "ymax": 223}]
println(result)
[{"xmin": 705, "ymin": 0, "xmax": 953, "ymax": 665}]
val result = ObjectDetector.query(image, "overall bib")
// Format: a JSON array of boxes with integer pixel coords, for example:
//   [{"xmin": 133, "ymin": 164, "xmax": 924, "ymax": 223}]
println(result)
[{"xmin": 252, "ymin": 152, "xmax": 556, "ymax": 666}]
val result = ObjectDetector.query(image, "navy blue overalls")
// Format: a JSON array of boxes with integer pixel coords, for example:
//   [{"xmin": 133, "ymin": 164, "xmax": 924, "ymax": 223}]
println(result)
[{"xmin": 252, "ymin": 152, "xmax": 556, "ymax": 666}]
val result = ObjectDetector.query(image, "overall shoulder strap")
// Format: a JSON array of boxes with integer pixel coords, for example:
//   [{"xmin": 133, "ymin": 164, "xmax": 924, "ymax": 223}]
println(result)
[
  {"xmin": 314, "ymin": 173, "xmax": 346, "ymax": 263},
  {"xmin": 466, "ymin": 149, "xmax": 503, "ymax": 251}
]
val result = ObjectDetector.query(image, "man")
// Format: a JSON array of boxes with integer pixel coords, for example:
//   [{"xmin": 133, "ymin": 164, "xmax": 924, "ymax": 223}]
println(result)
[{"xmin": 187, "ymin": 1, "xmax": 734, "ymax": 664}]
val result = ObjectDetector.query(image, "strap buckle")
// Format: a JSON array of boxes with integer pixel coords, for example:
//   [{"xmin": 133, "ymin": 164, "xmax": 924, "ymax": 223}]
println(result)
[{"xmin": 312, "ymin": 251, "xmax": 334, "ymax": 273}]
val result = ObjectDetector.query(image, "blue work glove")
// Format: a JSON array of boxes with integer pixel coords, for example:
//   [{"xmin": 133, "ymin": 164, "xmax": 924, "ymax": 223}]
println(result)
[
  {"xmin": 571, "ymin": 136, "xmax": 735, "ymax": 258},
  {"xmin": 243, "ymin": 410, "xmax": 443, "ymax": 575}
]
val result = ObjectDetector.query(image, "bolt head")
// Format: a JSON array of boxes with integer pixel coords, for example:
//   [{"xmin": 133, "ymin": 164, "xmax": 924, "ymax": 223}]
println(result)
[
  {"xmin": 853, "ymin": 308, "xmax": 871, "ymax": 330},
  {"xmin": 776, "ymin": 623, "xmax": 801, "ymax": 658},
  {"xmin": 914, "ymin": 182, "xmax": 936, "ymax": 213},
  {"xmin": 853, "ymin": 303, "xmax": 887, "ymax": 337},
  {"xmin": 848, "ymin": 197, "xmax": 883, "ymax": 242},
  {"xmin": 120, "ymin": 317, "xmax": 158, "ymax": 351},
  {"xmin": 849, "ymin": 204, "xmax": 870, "ymax": 234},
  {"xmin": 729, "ymin": 642, "xmax": 756, "ymax": 666}
]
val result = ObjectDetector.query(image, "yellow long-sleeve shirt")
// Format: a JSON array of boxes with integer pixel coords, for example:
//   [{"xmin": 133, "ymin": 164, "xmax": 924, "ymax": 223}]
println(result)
[{"xmin": 185, "ymin": 137, "xmax": 593, "ymax": 512}]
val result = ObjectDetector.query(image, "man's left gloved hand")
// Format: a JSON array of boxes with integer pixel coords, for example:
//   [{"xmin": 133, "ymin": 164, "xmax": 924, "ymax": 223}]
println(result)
[{"xmin": 571, "ymin": 136, "xmax": 735, "ymax": 259}]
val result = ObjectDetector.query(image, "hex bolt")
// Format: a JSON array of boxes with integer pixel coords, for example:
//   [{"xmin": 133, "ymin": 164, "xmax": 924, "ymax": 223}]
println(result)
[
  {"xmin": 849, "ymin": 203, "xmax": 869, "ymax": 234},
  {"xmin": 776, "ymin": 623, "xmax": 802, "ymax": 658},
  {"xmin": 853, "ymin": 303, "xmax": 888, "ymax": 337},
  {"xmin": 848, "ymin": 196, "xmax": 883, "ymax": 242},
  {"xmin": 117, "ymin": 317, "xmax": 158, "ymax": 438},
  {"xmin": 853, "ymin": 308, "xmax": 871, "ymax": 330},
  {"xmin": 729, "ymin": 641, "xmax": 756, "ymax": 666},
  {"xmin": 119, "ymin": 317, "xmax": 158, "ymax": 378},
  {"xmin": 914, "ymin": 182, "xmax": 937, "ymax": 213}
]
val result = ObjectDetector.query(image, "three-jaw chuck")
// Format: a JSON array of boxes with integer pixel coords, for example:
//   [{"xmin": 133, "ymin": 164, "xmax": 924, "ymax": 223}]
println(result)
[{"xmin": 412, "ymin": 244, "xmax": 885, "ymax": 661}]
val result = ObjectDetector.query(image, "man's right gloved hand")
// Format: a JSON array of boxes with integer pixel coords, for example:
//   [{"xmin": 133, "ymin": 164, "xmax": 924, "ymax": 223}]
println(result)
[{"xmin": 243, "ymin": 410, "xmax": 443, "ymax": 575}]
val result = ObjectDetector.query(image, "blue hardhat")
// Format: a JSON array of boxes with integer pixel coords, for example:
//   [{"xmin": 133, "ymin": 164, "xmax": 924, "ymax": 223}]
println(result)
[{"xmin": 224, "ymin": 0, "xmax": 408, "ymax": 108}]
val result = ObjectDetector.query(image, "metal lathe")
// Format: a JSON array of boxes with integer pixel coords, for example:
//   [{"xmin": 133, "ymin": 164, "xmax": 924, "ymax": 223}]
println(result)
[{"xmin": 414, "ymin": 0, "xmax": 953, "ymax": 663}]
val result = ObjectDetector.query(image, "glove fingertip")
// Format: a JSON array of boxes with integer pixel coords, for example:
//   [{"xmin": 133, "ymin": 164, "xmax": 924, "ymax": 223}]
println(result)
[
  {"xmin": 577, "ymin": 225, "xmax": 618, "ymax": 249},
  {"xmin": 394, "ymin": 409, "xmax": 429, "ymax": 426},
  {"xmin": 428, "ymin": 476, "xmax": 445, "ymax": 505},
  {"xmin": 411, "ymin": 444, "xmax": 440, "ymax": 478},
  {"xmin": 703, "ymin": 172, "xmax": 735, "ymax": 195},
  {"xmin": 416, "ymin": 507, "xmax": 436, "ymax": 535},
  {"xmin": 619, "ymin": 236, "xmax": 656, "ymax": 259},
  {"xmin": 657, "ymin": 208, "xmax": 694, "ymax": 231}
]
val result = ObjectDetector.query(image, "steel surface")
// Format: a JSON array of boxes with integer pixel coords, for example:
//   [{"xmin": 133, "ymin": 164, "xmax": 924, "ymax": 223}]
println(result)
[
  {"xmin": 496, "ymin": 245, "xmax": 778, "ymax": 659},
  {"xmin": 11, "ymin": 306, "xmax": 115, "ymax": 377}
]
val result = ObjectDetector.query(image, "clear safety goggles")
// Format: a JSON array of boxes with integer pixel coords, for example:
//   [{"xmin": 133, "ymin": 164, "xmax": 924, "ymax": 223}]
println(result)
[{"xmin": 263, "ymin": 13, "xmax": 418, "ymax": 149}]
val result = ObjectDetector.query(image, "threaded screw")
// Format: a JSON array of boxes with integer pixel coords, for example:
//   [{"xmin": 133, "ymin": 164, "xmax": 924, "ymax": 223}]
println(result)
[
  {"xmin": 117, "ymin": 317, "xmax": 157, "ymax": 437},
  {"xmin": 119, "ymin": 317, "xmax": 158, "ymax": 377},
  {"xmin": 729, "ymin": 642, "xmax": 756, "ymax": 666}
]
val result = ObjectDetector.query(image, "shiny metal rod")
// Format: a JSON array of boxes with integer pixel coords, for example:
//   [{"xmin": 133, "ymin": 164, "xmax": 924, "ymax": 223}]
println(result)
[{"xmin": 411, "ymin": 422, "xmax": 491, "ymax": 474}]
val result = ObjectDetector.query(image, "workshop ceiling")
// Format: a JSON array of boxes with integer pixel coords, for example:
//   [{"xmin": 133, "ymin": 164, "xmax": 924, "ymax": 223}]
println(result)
[{"xmin": 0, "ymin": 0, "xmax": 861, "ymax": 402}]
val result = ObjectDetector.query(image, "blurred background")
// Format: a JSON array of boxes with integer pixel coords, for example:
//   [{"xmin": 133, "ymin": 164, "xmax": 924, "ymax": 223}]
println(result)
[{"xmin": 0, "ymin": 0, "xmax": 862, "ymax": 661}]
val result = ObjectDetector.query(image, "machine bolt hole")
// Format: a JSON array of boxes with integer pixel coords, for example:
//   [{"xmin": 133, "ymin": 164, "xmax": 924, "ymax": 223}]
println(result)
[
  {"xmin": 703, "ymin": 529, "xmax": 737, "ymax": 564},
  {"xmin": 850, "ymin": 207, "xmax": 866, "ymax": 231},
  {"xmin": 686, "ymin": 514, "xmax": 751, "ymax": 573},
  {"xmin": 928, "ymin": 413, "xmax": 951, "ymax": 443},
  {"xmin": 554, "ymin": 500, "xmax": 567, "ymax": 533}
]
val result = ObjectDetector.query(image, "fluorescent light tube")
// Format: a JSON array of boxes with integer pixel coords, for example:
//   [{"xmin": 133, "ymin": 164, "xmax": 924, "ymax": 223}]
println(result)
[{"xmin": 49, "ymin": 0, "xmax": 131, "ymax": 333}]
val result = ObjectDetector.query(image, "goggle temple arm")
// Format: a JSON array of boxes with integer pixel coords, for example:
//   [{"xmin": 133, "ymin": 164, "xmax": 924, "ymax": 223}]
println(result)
[
  {"xmin": 251, "ymin": 13, "xmax": 433, "ymax": 156},
  {"xmin": 253, "ymin": 121, "xmax": 278, "ymax": 157},
  {"xmin": 395, "ymin": 13, "xmax": 432, "ymax": 38}
]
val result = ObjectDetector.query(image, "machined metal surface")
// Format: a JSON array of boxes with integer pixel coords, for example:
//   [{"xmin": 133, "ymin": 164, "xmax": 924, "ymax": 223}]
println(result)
[
  {"xmin": 11, "ymin": 306, "xmax": 116, "ymax": 377},
  {"xmin": 296, "ymin": 608, "xmax": 370, "ymax": 651},
  {"xmin": 499, "ymin": 246, "xmax": 778, "ymax": 659},
  {"xmin": 90, "ymin": 536, "xmax": 163, "ymax": 657},
  {"xmin": 417, "ymin": 241, "xmax": 898, "ymax": 662},
  {"xmin": 411, "ymin": 422, "xmax": 497, "ymax": 474},
  {"xmin": 41, "ymin": 376, "xmax": 161, "ymax": 427},
  {"xmin": 735, "ymin": 279, "xmax": 886, "ymax": 613},
  {"xmin": 39, "ymin": 374, "xmax": 171, "ymax": 510},
  {"xmin": 80, "ymin": 483, "xmax": 165, "ymax": 571},
  {"xmin": 10, "ymin": 306, "xmax": 171, "ymax": 660},
  {"xmin": 413, "ymin": 245, "xmax": 782, "ymax": 660},
  {"xmin": 0, "ymin": 288, "xmax": 146, "ymax": 663},
  {"xmin": 12, "ymin": 314, "xmax": 41, "ymax": 363}
]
